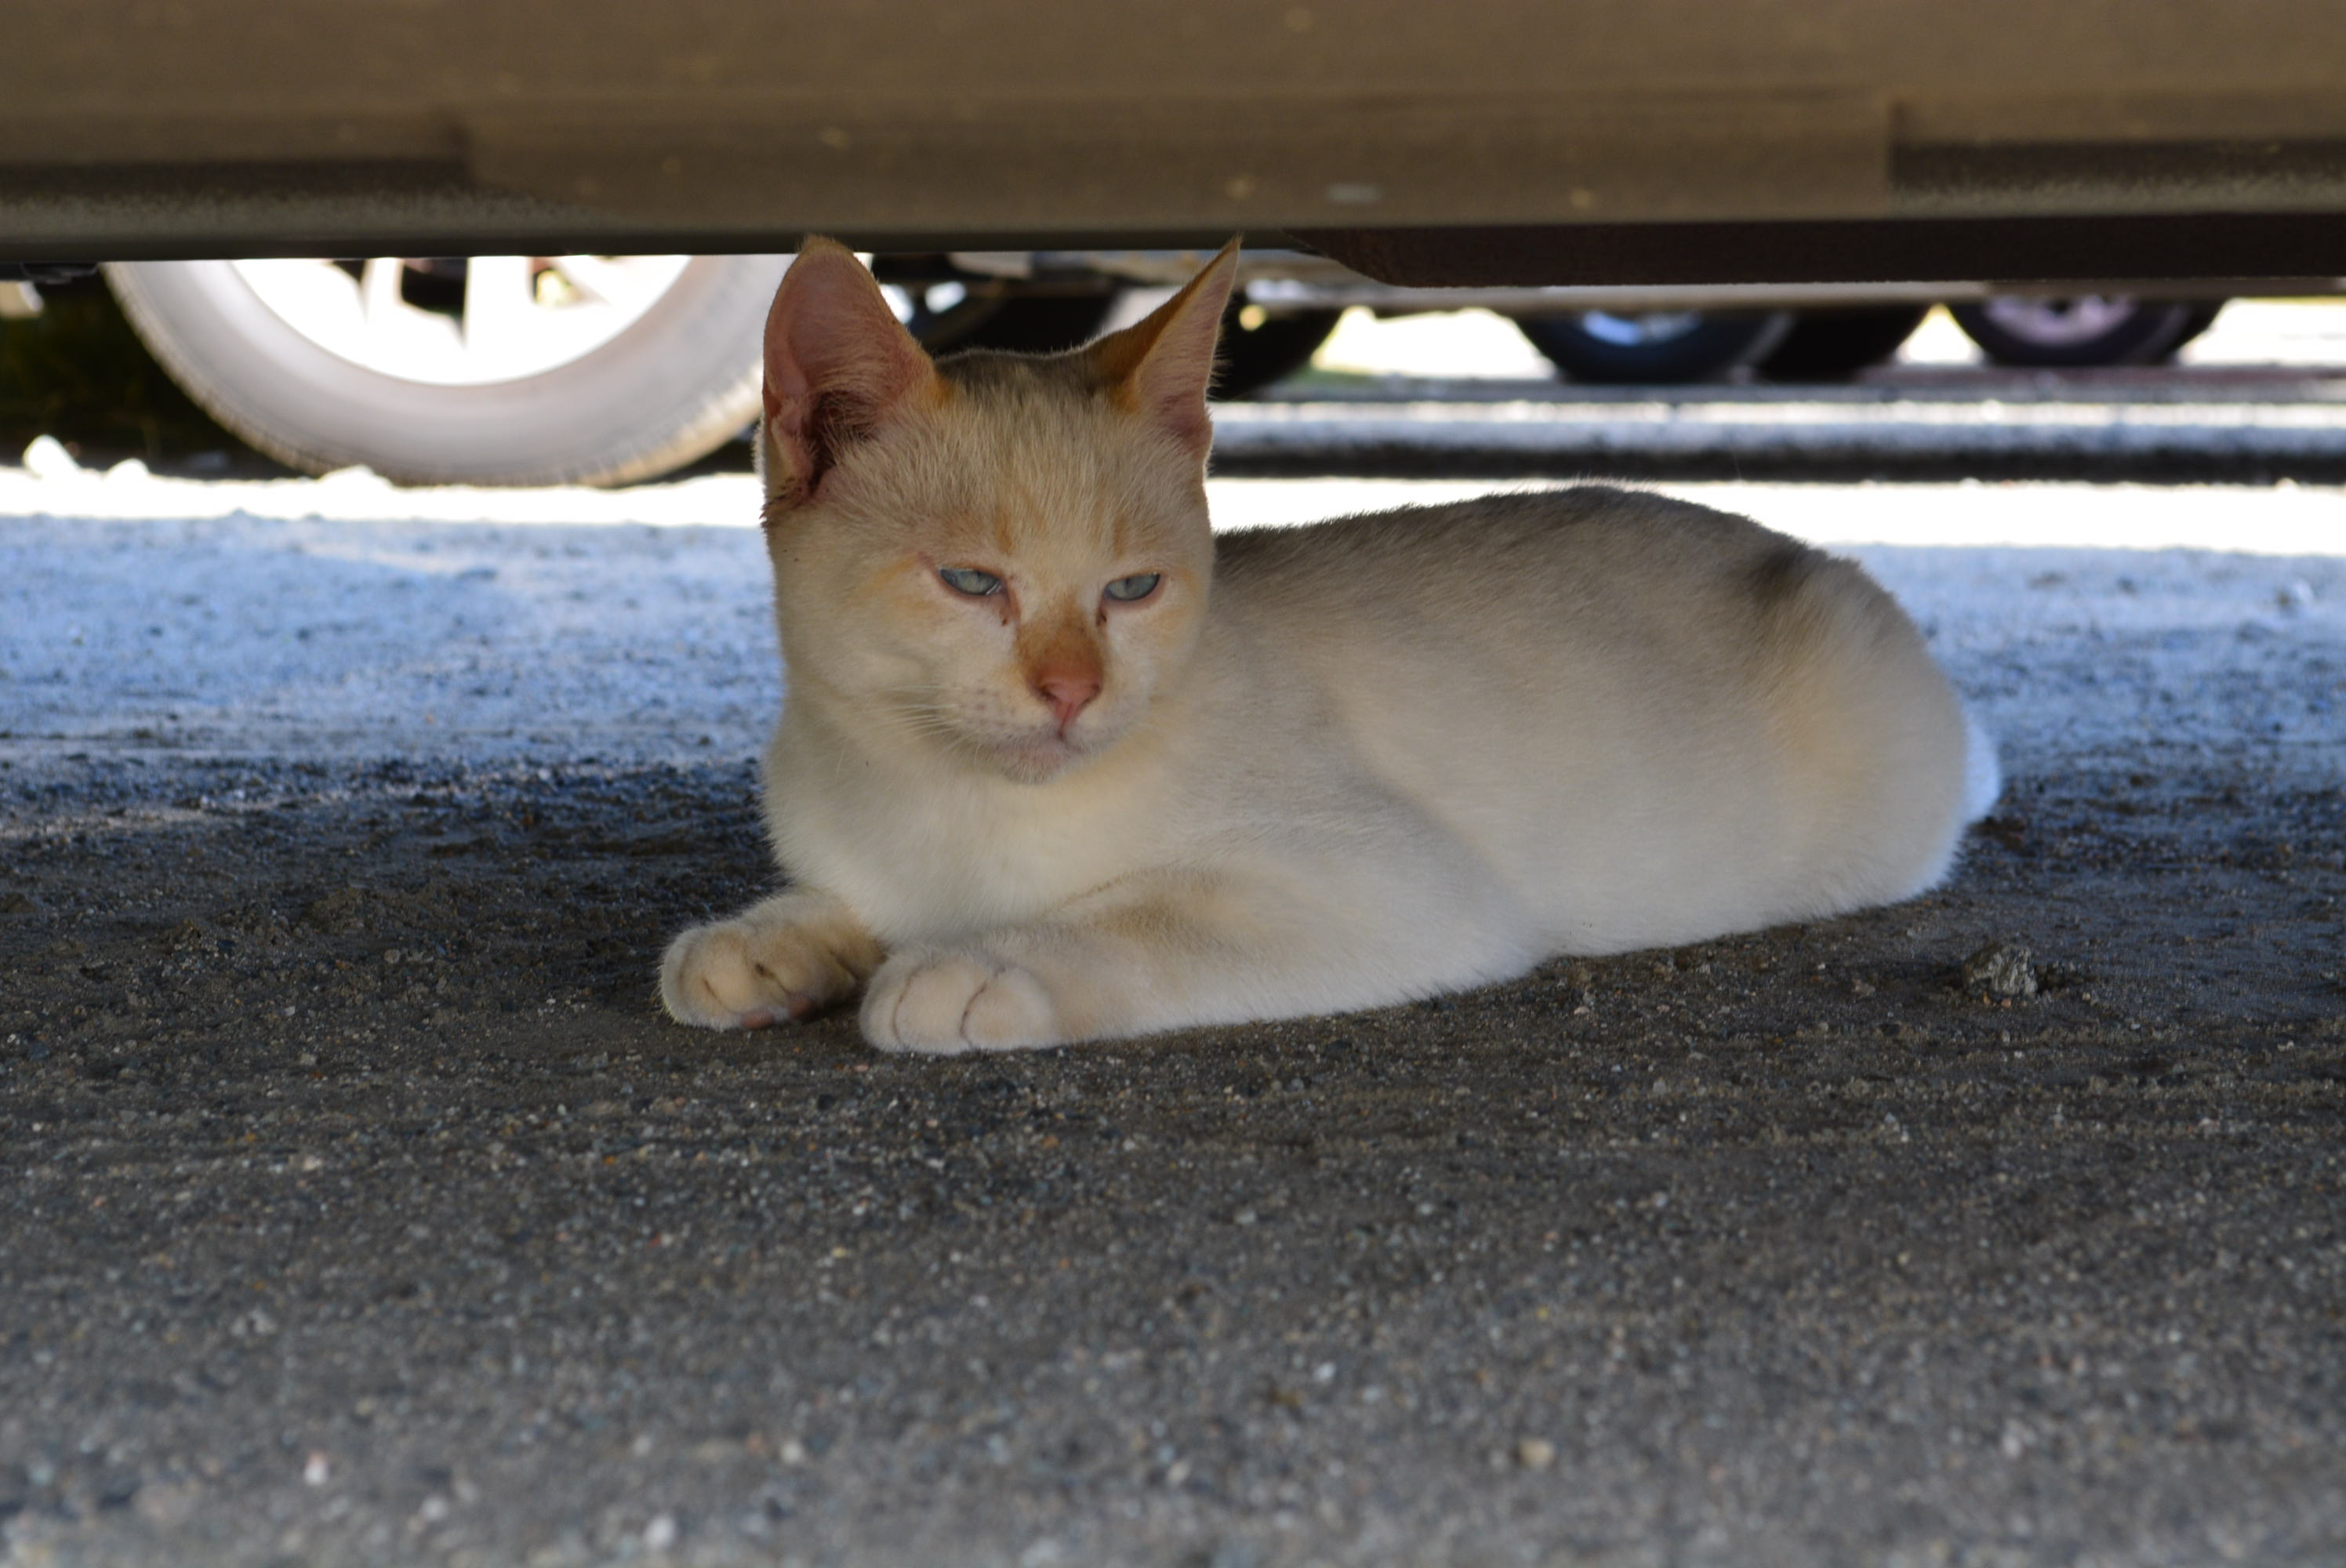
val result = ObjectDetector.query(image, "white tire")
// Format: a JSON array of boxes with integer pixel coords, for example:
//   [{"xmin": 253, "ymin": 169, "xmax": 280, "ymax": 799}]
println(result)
[{"xmin": 104, "ymin": 254, "xmax": 786, "ymax": 486}]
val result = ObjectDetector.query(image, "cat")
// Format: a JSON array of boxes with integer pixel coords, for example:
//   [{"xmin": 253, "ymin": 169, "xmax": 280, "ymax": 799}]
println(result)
[{"xmin": 659, "ymin": 238, "xmax": 1999, "ymax": 1054}]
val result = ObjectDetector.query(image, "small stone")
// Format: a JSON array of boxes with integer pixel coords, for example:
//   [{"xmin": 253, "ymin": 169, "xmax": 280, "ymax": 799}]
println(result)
[
  {"xmin": 1516, "ymin": 1437, "xmax": 1557, "ymax": 1472},
  {"xmin": 643, "ymin": 1512, "xmax": 678, "ymax": 1550},
  {"xmin": 1962, "ymin": 942, "xmax": 2039, "ymax": 998}
]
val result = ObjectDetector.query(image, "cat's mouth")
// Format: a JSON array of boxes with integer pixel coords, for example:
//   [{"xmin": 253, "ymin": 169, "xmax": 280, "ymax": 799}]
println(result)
[
  {"xmin": 992, "ymin": 729, "xmax": 1090, "ymax": 782},
  {"xmin": 917, "ymin": 694, "xmax": 1111, "ymax": 782}
]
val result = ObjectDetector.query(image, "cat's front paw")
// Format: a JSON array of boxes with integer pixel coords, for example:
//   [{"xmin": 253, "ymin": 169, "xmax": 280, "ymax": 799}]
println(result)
[
  {"xmin": 861, "ymin": 948, "xmax": 1064, "ymax": 1054},
  {"xmin": 660, "ymin": 913, "xmax": 868, "ymax": 1031}
]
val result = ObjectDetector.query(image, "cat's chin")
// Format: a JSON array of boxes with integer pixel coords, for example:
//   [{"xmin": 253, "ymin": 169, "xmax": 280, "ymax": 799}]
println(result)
[{"xmin": 987, "ymin": 733, "xmax": 1096, "ymax": 784}]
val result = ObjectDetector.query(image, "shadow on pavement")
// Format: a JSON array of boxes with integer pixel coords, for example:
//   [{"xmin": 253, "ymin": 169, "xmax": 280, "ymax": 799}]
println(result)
[{"xmin": 1, "ymin": 742, "xmax": 2340, "ymax": 1564}]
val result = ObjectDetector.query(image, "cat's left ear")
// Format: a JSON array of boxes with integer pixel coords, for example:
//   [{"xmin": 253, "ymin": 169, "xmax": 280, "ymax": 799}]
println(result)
[
  {"xmin": 761, "ymin": 238, "xmax": 940, "ymax": 507},
  {"xmin": 1084, "ymin": 238, "xmax": 1241, "ymax": 462}
]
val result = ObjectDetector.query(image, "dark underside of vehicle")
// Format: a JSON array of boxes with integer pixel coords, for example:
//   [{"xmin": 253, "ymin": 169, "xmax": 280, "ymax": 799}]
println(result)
[{"xmin": 6, "ymin": 0, "xmax": 2346, "ymax": 287}]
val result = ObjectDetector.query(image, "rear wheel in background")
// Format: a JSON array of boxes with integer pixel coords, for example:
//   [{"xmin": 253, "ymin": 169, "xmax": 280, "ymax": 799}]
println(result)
[
  {"xmin": 104, "ymin": 255, "xmax": 786, "ymax": 486},
  {"xmin": 1948, "ymin": 296, "xmax": 2224, "ymax": 368},
  {"xmin": 1756, "ymin": 305, "xmax": 1931, "ymax": 381},
  {"xmin": 1515, "ymin": 310, "xmax": 1795, "ymax": 384}
]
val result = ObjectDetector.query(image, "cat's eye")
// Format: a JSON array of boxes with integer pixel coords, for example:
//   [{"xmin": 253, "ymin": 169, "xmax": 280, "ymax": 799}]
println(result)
[
  {"xmin": 1104, "ymin": 573, "xmax": 1162, "ymax": 603},
  {"xmin": 938, "ymin": 566, "xmax": 1004, "ymax": 597}
]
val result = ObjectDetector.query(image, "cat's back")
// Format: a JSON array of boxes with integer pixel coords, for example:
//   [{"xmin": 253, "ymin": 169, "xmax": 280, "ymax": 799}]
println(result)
[
  {"xmin": 1200, "ymin": 485, "xmax": 1972, "ymax": 949},
  {"xmin": 1211, "ymin": 485, "xmax": 1860, "ymax": 675}
]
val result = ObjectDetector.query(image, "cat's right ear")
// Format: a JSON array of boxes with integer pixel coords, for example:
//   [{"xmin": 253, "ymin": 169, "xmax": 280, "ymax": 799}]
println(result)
[
  {"xmin": 761, "ymin": 239, "xmax": 939, "ymax": 509},
  {"xmin": 1084, "ymin": 238, "xmax": 1241, "ymax": 463}
]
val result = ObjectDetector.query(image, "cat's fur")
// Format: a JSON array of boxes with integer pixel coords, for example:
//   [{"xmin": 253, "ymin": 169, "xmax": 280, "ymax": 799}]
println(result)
[{"xmin": 660, "ymin": 239, "xmax": 1998, "ymax": 1053}]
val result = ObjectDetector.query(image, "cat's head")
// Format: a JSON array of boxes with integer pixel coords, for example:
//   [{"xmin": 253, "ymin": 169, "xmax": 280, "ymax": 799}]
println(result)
[{"xmin": 754, "ymin": 240, "xmax": 1238, "ymax": 785}]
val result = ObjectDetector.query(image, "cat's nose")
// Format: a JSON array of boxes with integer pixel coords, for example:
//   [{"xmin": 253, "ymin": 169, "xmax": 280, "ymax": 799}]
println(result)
[{"xmin": 1034, "ymin": 671, "xmax": 1102, "ymax": 729}]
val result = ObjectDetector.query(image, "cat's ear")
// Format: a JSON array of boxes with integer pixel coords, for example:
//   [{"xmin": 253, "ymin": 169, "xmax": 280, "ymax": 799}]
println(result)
[
  {"xmin": 1084, "ymin": 238, "xmax": 1241, "ymax": 461},
  {"xmin": 761, "ymin": 238, "xmax": 939, "ymax": 507}
]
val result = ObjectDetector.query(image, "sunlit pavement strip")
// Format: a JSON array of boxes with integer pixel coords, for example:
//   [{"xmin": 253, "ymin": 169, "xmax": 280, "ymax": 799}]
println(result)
[
  {"xmin": 5, "ymin": 450, "xmax": 2346, "ymax": 553},
  {"xmin": 2, "ymin": 453, "xmax": 2342, "ymax": 786}
]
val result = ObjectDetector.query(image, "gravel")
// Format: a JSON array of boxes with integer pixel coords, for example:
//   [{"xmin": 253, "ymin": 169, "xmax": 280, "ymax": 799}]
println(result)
[
  {"xmin": 1962, "ymin": 942, "xmax": 2041, "ymax": 999},
  {"xmin": 2, "ymin": 466, "xmax": 2343, "ymax": 1566}
]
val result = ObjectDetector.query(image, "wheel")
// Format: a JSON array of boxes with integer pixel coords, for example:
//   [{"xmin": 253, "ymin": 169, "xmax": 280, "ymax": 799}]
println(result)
[
  {"xmin": 103, "ymin": 254, "xmax": 786, "ymax": 486},
  {"xmin": 1214, "ymin": 302, "xmax": 1342, "ymax": 397},
  {"xmin": 1514, "ymin": 310, "xmax": 1794, "ymax": 384},
  {"xmin": 1757, "ymin": 305, "xmax": 1931, "ymax": 381},
  {"xmin": 1948, "ymin": 296, "xmax": 2208, "ymax": 368}
]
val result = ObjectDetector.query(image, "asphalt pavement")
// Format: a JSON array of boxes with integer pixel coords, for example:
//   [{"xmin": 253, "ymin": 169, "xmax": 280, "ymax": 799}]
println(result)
[{"xmin": 3, "ymin": 398, "xmax": 2345, "ymax": 1564}]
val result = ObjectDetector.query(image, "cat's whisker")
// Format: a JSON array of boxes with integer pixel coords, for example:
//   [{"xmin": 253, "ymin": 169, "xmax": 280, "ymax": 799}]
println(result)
[
  {"xmin": 869, "ymin": 697, "xmax": 964, "ymax": 740},
  {"xmin": 856, "ymin": 690, "xmax": 1017, "ymax": 760}
]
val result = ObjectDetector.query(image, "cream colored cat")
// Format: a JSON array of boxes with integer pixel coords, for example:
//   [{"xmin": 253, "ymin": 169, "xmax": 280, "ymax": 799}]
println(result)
[{"xmin": 660, "ymin": 239, "xmax": 1998, "ymax": 1054}]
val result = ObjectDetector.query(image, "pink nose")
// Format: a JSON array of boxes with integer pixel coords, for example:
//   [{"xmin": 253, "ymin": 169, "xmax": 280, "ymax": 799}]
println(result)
[{"xmin": 1035, "ymin": 672, "xmax": 1102, "ymax": 728}]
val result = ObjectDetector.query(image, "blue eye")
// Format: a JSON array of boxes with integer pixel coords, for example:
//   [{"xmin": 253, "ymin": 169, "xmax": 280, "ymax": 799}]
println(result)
[
  {"xmin": 938, "ymin": 567, "xmax": 1004, "ymax": 597},
  {"xmin": 1105, "ymin": 573, "xmax": 1161, "ymax": 602}
]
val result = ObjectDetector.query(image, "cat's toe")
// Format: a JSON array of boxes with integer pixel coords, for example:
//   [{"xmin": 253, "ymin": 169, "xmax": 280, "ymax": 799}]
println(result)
[
  {"xmin": 659, "ymin": 922, "xmax": 812, "ymax": 1030},
  {"xmin": 863, "ymin": 950, "xmax": 1062, "ymax": 1054},
  {"xmin": 958, "ymin": 964, "xmax": 1060, "ymax": 1050}
]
